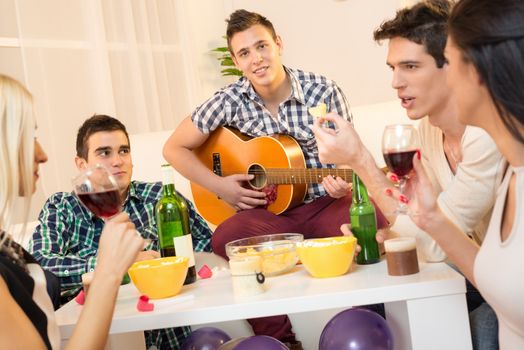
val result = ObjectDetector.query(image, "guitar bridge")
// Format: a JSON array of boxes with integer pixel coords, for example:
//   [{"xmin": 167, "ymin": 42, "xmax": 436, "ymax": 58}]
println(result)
[
  {"xmin": 212, "ymin": 153, "xmax": 222, "ymax": 176},
  {"xmin": 212, "ymin": 153, "xmax": 222, "ymax": 200}
]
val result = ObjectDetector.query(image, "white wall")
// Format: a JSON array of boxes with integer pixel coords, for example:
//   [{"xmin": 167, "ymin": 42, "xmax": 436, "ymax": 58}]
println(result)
[
  {"xmin": 0, "ymin": 0, "xmax": 407, "ymax": 222},
  {"xmin": 186, "ymin": 0, "xmax": 403, "ymax": 107},
  {"xmin": 229, "ymin": 0, "xmax": 400, "ymax": 105}
]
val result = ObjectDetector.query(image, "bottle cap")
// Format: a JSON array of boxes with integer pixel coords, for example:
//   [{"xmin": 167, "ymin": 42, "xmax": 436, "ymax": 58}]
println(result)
[{"xmin": 161, "ymin": 164, "xmax": 175, "ymax": 185}]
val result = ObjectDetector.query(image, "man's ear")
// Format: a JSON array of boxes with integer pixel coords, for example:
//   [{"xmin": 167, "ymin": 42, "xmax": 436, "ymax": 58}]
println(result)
[
  {"xmin": 75, "ymin": 156, "xmax": 88, "ymax": 170},
  {"xmin": 231, "ymin": 51, "xmax": 240, "ymax": 69},
  {"xmin": 275, "ymin": 35, "xmax": 284, "ymax": 55}
]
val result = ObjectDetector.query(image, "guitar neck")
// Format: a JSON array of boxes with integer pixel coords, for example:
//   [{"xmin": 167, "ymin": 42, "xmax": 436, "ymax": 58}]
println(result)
[{"xmin": 264, "ymin": 168, "xmax": 353, "ymax": 184}]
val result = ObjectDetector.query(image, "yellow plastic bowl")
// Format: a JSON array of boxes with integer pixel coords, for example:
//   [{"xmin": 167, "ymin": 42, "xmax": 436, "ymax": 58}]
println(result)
[
  {"xmin": 296, "ymin": 236, "xmax": 356, "ymax": 278},
  {"xmin": 128, "ymin": 256, "xmax": 189, "ymax": 299}
]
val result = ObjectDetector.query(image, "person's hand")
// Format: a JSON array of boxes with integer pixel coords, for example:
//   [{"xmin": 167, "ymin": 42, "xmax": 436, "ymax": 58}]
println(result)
[
  {"xmin": 216, "ymin": 174, "xmax": 267, "ymax": 211},
  {"xmin": 384, "ymin": 153, "xmax": 440, "ymax": 231},
  {"xmin": 374, "ymin": 227, "xmax": 395, "ymax": 244},
  {"xmin": 135, "ymin": 250, "xmax": 160, "ymax": 262},
  {"xmin": 322, "ymin": 175, "xmax": 351, "ymax": 198},
  {"xmin": 340, "ymin": 224, "xmax": 391, "ymax": 256},
  {"xmin": 340, "ymin": 224, "xmax": 361, "ymax": 254},
  {"xmin": 310, "ymin": 113, "xmax": 366, "ymax": 166},
  {"xmin": 96, "ymin": 213, "xmax": 143, "ymax": 279}
]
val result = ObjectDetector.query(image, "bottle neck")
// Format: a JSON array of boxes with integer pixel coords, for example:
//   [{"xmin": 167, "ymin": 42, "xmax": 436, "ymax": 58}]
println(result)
[
  {"xmin": 162, "ymin": 183, "xmax": 175, "ymax": 197},
  {"xmin": 352, "ymin": 173, "xmax": 370, "ymax": 204},
  {"xmin": 161, "ymin": 165, "xmax": 176, "ymax": 197}
]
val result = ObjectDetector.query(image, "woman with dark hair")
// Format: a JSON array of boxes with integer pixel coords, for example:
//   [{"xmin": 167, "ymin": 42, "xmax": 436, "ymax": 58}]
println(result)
[{"xmin": 385, "ymin": 0, "xmax": 524, "ymax": 347}]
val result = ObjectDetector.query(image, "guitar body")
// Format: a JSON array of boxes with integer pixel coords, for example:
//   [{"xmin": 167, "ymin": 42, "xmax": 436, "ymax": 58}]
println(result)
[{"xmin": 191, "ymin": 127, "xmax": 308, "ymax": 226}]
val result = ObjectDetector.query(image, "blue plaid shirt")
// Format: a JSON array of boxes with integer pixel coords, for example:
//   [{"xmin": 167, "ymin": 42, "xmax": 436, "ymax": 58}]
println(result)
[
  {"xmin": 192, "ymin": 66, "xmax": 352, "ymax": 202},
  {"xmin": 29, "ymin": 181, "xmax": 213, "ymax": 350}
]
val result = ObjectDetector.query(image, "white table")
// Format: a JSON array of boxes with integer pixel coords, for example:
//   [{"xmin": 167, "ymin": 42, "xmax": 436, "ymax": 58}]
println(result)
[{"xmin": 56, "ymin": 260, "xmax": 472, "ymax": 350}]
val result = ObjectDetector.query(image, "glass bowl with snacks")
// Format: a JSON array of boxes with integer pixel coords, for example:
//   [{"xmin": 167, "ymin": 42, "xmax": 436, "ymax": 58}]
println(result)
[{"xmin": 225, "ymin": 233, "xmax": 304, "ymax": 276}]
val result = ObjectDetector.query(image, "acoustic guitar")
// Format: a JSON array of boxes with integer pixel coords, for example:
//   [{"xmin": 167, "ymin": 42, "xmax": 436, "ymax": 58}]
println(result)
[{"xmin": 191, "ymin": 127, "xmax": 353, "ymax": 226}]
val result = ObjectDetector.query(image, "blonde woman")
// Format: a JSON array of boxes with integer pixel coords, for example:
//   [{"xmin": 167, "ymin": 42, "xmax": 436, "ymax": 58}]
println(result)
[{"xmin": 0, "ymin": 74, "xmax": 144, "ymax": 349}]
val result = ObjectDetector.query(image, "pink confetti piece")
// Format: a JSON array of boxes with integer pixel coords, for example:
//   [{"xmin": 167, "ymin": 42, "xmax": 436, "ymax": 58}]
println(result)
[
  {"xmin": 75, "ymin": 290, "xmax": 85, "ymax": 305},
  {"xmin": 137, "ymin": 295, "xmax": 154, "ymax": 312},
  {"xmin": 198, "ymin": 264, "xmax": 213, "ymax": 279}
]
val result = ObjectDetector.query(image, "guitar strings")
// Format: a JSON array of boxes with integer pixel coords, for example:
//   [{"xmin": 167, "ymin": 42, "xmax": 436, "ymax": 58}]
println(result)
[
  {"xmin": 220, "ymin": 170, "xmax": 353, "ymax": 175},
  {"xmin": 219, "ymin": 169, "xmax": 354, "ymax": 184}
]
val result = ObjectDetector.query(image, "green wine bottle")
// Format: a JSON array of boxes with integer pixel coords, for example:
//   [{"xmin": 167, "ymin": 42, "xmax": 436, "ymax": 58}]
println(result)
[
  {"xmin": 350, "ymin": 172, "xmax": 380, "ymax": 265},
  {"xmin": 156, "ymin": 164, "xmax": 196, "ymax": 284}
]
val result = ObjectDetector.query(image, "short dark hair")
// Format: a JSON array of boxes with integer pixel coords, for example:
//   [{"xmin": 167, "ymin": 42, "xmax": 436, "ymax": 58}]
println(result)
[
  {"xmin": 449, "ymin": 0, "xmax": 524, "ymax": 144},
  {"xmin": 226, "ymin": 9, "xmax": 277, "ymax": 54},
  {"xmin": 373, "ymin": 0, "xmax": 452, "ymax": 68},
  {"xmin": 76, "ymin": 114, "xmax": 129, "ymax": 159}
]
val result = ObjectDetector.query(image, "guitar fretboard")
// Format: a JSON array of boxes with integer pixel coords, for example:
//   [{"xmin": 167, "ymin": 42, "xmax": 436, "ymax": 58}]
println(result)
[{"xmin": 261, "ymin": 168, "xmax": 353, "ymax": 184}]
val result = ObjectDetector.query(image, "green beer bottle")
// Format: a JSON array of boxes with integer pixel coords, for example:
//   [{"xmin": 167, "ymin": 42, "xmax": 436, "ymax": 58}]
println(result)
[
  {"xmin": 350, "ymin": 172, "xmax": 380, "ymax": 265},
  {"xmin": 156, "ymin": 164, "xmax": 196, "ymax": 284},
  {"xmin": 121, "ymin": 272, "xmax": 131, "ymax": 285}
]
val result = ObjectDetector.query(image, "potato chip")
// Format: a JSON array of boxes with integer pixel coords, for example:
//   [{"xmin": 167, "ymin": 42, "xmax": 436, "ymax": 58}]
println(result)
[{"xmin": 308, "ymin": 103, "xmax": 327, "ymax": 118}]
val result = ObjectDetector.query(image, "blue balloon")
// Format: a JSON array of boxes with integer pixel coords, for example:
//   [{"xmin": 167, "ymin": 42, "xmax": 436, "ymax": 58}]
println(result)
[
  {"xmin": 181, "ymin": 327, "xmax": 231, "ymax": 350},
  {"xmin": 319, "ymin": 308, "xmax": 393, "ymax": 350},
  {"xmin": 233, "ymin": 335, "xmax": 288, "ymax": 350}
]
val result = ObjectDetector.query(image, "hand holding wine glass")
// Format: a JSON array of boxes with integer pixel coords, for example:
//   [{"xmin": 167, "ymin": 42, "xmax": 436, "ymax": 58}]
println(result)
[
  {"xmin": 384, "ymin": 152, "xmax": 442, "ymax": 232},
  {"xmin": 96, "ymin": 212, "xmax": 144, "ymax": 280},
  {"xmin": 382, "ymin": 124, "xmax": 419, "ymax": 215},
  {"xmin": 73, "ymin": 164, "xmax": 122, "ymax": 219},
  {"xmin": 73, "ymin": 164, "xmax": 154, "ymax": 255}
]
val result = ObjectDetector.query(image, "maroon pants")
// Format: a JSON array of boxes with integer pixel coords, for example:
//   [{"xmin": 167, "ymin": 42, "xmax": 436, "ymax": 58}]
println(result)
[{"xmin": 212, "ymin": 193, "xmax": 388, "ymax": 342}]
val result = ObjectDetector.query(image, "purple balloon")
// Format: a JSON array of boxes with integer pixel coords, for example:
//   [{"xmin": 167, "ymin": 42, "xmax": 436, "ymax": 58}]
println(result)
[
  {"xmin": 218, "ymin": 337, "xmax": 247, "ymax": 350},
  {"xmin": 181, "ymin": 327, "xmax": 231, "ymax": 350},
  {"xmin": 319, "ymin": 308, "xmax": 393, "ymax": 350},
  {"xmin": 233, "ymin": 335, "xmax": 288, "ymax": 350}
]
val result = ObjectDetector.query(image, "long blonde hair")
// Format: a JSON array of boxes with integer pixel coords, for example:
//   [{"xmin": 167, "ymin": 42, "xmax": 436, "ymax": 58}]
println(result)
[{"xmin": 0, "ymin": 74, "xmax": 35, "ymax": 247}]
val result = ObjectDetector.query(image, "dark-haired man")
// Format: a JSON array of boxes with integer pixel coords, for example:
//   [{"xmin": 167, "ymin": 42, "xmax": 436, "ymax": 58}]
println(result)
[
  {"xmin": 163, "ymin": 9, "xmax": 388, "ymax": 348},
  {"xmin": 30, "ymin": 114, "xmax": 213, "ymax": 349},
  {"xmin": 311, "ymin": 1, "xmax": 502, "ymax": 349}
]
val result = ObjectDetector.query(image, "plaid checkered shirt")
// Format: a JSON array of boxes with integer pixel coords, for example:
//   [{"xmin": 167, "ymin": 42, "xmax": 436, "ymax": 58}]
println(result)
[
  {"xmin": 29, "ymin": 181, "xmax": 213, "ymax": 350},
  {"xmin": 192, "ymin": 66, "xmax": 353, "ymax": 202}
]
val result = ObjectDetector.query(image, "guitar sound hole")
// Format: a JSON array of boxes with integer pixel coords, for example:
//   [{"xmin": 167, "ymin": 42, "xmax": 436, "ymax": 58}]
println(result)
[{"xmin": 247, "ymin": 164, "xmax": 267, "ymax": 190}]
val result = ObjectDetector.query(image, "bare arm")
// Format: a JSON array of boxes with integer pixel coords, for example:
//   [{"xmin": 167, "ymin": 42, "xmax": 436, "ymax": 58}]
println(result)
[
  {"xmin": 163, "ymin": 116, "xmax": 266, "ymax": 210},
  {"xmin": 65, "ymin": 213, "xmax": 144, "ymax": 350},
  {"xmin": 0, "ymin": 214, "xmax": 142, "ymax": 350},
  {"xmin": 311, "ymin": 113, "xmax": 398, "ymax": 223},
  {"xmin": 163, "ymin": 117, "xmax": 219, "ymax": 192}
]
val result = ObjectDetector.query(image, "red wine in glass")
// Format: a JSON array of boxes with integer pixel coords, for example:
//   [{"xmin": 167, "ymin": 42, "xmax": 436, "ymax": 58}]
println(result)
[
  {"xmin": 73, "ymin": 164, "xmax": 139, "ymax": 284},
  {"xmin": 383, "ymin": 150, "xmax": 417, "ymax": 178},
  {"xmin": 382, "ymin": 124, "xmax": 419, "ymax": 215},
  {"xmin": 73, "ymin": 164, "xmax": 121, "ymax": 219},
  {"xmin": 77, "ymin": 190, "xmax": 121, "ymax": 218}
]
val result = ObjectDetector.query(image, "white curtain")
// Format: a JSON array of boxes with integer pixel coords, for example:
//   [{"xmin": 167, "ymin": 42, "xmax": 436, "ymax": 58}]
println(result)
[
  {"xmin": 0, "ymin": 0, "xmax": 204, "ymax": 220},
  {"xmin": 1, "ymin": 0, "xmax": 405, "ymax": 222}
]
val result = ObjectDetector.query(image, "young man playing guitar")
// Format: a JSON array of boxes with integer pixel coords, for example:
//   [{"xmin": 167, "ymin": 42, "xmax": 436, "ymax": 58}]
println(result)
[{"xmin": 164, "ymin": 9, "xmax": 388, "ymax": 348}]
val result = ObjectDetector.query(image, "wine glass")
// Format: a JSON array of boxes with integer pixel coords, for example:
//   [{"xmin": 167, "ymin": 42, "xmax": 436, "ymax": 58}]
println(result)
[
  {"xmin": 73, "ymin": 164, "xmax": 122, "ymax": 219},
  {"xmin": 73, "ymin": 164, "xmax": 135, "ymax": 284},
  {"xmin": 382, "ymin": 124, "xmax": 419, "ymax": 215}
]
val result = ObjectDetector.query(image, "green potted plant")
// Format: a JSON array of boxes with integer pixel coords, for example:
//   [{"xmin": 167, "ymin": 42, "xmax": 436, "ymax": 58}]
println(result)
[{"xmin": 212, "ymin": 38, "xmax": 243, "ymax": 77}]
